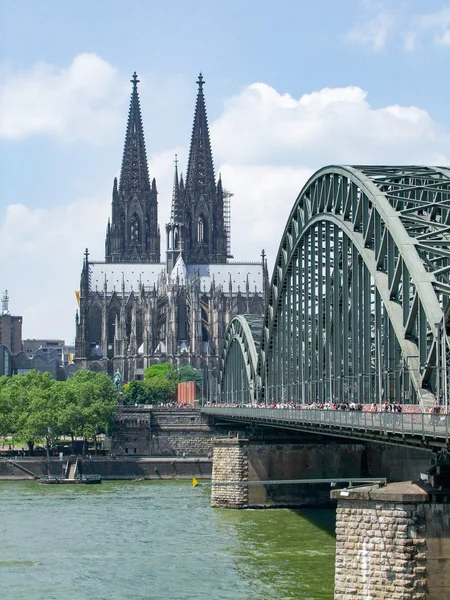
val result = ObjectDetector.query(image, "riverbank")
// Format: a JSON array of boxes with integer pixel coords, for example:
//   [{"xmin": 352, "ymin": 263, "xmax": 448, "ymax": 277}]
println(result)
[{"xmin": 0, "ymin": 457, "xmax": 212, "ymax": 480}]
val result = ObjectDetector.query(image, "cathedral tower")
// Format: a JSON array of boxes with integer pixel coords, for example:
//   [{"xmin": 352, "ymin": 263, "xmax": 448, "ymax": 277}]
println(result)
[
  {"xmin": 105, "ymin": 73, "xmax": 160, "ymax": 263},
  {"xmin": 76, "ymin": 71, "xmax": 266, "ymax": 384},
  {"xmin": 166, "ymin": 74, "xmax": 228, "ymax": 267}
]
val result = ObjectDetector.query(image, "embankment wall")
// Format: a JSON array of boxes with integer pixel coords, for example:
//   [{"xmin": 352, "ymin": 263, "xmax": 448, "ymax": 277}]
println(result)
[
  {"xmin": 0, "ymin": 458, "xmax": 211, "ymax": 480},
  {"xmin": 110, "ymin": 408, "xmax": 218, "ymax": 456}
]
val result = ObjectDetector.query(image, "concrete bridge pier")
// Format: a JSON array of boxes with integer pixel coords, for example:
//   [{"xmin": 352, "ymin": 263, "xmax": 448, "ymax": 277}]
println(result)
[{"xmin": 332, "ymin": 470, "xmax": 450, "ymax": 600}]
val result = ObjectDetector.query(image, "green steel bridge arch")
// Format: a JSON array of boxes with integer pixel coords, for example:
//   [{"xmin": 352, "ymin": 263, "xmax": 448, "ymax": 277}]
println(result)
[
  {"xmin": 221, "ymin": 165, "xmax": 450, "ymax": 410},
  {"xmin": 220, "ymin": 314, "xmax": 263, "ymax": 404}
]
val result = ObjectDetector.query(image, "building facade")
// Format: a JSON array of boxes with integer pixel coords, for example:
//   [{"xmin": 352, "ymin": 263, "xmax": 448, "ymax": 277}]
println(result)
[
  {"xmin": 0, "ymin": 291, "xmax": 22, "ymax": 353},
  {"xmin": 75, "ymin": 73, "xmax": 267, "ymax": 382},
  {"xmin": 23, "ymin": 339, "xmax": 75, "ymax": 367},
  {"xmin": 0, "ymin": 344, "xmax": 76, "ymax": 379}
]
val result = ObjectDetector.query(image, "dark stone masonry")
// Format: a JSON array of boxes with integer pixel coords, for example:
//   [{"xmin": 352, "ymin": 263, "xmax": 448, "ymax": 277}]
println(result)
[
  {"xmin": 109, "ymin": 406, "xmax": 218, "ymax": 457},
  {"xmin": 331, "ymin": 481, "xmax": 450, "ymax": 600}
]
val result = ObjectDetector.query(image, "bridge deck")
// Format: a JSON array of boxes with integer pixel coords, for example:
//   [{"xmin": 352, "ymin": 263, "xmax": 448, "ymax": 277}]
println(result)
[{"xmin": 202, "ymin": 408, "xmax": 450, "ymax": 449}]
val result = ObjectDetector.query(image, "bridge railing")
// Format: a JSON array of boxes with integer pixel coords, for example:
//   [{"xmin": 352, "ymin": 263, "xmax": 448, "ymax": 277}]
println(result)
[{"xmin": 202, "ymin": 407, "xmax": 450, "ymax": 440}]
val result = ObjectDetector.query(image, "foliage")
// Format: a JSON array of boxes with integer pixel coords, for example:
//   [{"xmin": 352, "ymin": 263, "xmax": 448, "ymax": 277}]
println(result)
[
  {"xmin": 136, "ymin": 362, "xmax": 201, "ymax": 405},
  {"xmin": 177, "ymin": 364, "xmax": 203, "ymax": 385},
  {"xmin": 147, "ymin": 377, "xmax": 177, "ymax": 404},
  {"xmin": 144, "ymin": 363, "xmax": 177, "ymax": 382},
  {"xmin": 123, "ymin": 380, "xmax": 152, "ymax": 405},
  {"xmin": 144, "ymin": 362, "xmax": 202, "ymax": 385},
  {"xmin": 0, "ymin": 370, "xmax": 118, "ymax": 454}
]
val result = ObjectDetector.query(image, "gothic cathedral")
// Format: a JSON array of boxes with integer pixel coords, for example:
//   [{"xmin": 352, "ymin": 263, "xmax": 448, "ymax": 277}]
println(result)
[{"xmin": 75, "ymin": 73, "xmax": 267, "ymax": 385}]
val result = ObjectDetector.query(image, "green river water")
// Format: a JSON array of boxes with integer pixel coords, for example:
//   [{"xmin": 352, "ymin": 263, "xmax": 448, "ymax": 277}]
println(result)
[{"xmin": 0, "ymin": 481, "xmax": 335, "ymax": 600}]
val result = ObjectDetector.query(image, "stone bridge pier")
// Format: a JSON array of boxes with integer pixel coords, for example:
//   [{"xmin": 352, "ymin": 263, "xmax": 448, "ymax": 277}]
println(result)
[
  {"xmin": 210, "ymin": 436, "xmax": 433, "ymax": 510},
  {"xmin": 211, "ymin": 436, "xmax": 450, "ymax": 599},
  {"xmin": 212, "ymin": 436, "xmax": 366, "ymax": 508},
  {"xmin": 332, "ymin": 471, "xmax": 450, "ymax": 600}
]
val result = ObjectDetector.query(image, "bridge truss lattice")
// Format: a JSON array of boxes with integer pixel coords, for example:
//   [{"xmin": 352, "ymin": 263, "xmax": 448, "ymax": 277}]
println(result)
[{"xmin": 222, "ymin": 165, "xmax": 450, "ymax": 410}]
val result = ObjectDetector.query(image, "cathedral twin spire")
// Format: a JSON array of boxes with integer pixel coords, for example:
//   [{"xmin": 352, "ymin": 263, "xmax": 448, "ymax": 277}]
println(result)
[
  {"xmin": 185, "ymin": 73, "xmax": 216, "ymax": 199},
  {"xmin": 105, "ymin": 71, "xmax": 228, "ymax": 266},
  {"xmin": 105, "ymin": 72, "xmax": 160, "ymax": 263},
  {"xmin": 119, "ymin": 72, "xmax": 151, "ymax": 194}
]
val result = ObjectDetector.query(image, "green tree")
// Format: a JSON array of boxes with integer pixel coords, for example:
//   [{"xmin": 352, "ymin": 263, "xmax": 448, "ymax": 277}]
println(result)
[
  {"xmin": 123, "ymin": 380, "xmax": 152, "ymax": 405},
  {"xmin": 144, "ymin": 362, "xmax": 202, "ymax": 385},
  {"xmin": 63, "ymin": 370, "xmax": 118, "ymax": 453},
  {"xmin": 146, "ymin": 377, "xmax": 177, "ymax": 404},
  {"xmin": 21, "ymin": 383, "xmax": 62, "ymax": 456},
  {"xmin": 144, "ymin": 362, "xmax": 177, "ymax": 382},
  {"xmin": 4, "ymin": 371, "xmax": 57, "ymax": 452},
  {"xmin": 177, "ymin": 364, "xmax": 202, "ymax": 385}
]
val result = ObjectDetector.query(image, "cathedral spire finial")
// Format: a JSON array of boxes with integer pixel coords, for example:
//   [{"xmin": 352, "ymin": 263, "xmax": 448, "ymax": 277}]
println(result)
[
  {"xmin": 131, "ymin": 71, "xmax": 140, "ymax": 89},
  {"xmin": 196, "ymin": 72, "xmax": 204, "ymax": 89}
]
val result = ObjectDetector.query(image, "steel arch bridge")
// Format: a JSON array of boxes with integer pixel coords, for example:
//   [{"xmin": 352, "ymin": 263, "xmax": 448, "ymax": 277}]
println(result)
[
  {"xmin": 220, "ymin": 314, "xmax": 263, "ymax": 404},
  {"xmin": 221, "ymin": 165, "xmax": 450, "ymax": 410}
]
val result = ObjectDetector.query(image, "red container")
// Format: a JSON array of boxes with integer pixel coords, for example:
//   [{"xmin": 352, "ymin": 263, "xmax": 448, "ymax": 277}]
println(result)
[{"xmin": 177, "ymin": 381, "xmax": 196, "ymax": 406}]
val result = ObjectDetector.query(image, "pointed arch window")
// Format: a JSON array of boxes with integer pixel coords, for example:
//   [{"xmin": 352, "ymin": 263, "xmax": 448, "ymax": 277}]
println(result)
[
  {"xmin": 130, "ymin": 213, "xmax": 141, "ymax": 243},
  {"xmin": 197, "ymin": 217, "xmax": 204, "ymax": 243}
]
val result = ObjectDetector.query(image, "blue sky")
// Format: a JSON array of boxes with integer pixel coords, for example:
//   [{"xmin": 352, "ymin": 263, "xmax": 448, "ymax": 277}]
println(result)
[{"xmin": 1, "ymin": 0, "xmax": 449, "ymax": 343}]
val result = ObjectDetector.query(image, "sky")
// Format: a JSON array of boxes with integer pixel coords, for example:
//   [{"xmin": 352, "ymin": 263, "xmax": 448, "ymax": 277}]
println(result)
[{"xmin": 1, "ymin": 0, "xmax": 450, "ymax": 344}]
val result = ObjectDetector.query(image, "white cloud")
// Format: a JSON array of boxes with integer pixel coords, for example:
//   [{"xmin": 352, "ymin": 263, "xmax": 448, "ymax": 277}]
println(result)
[
  {"xmin": 404, "ymin": 8, "xmax": 450, "ymax": 51},
  {"xmin": 345, "ymin": 10, "xmax": 395, "ymax": 51},
  {"xmin": 211, "ymin": 84, "xmax": 449, "ymax": 168},
  {"xmin": 1, "ymin": 75, "xmax": 450, "ymax": 342},
  {"xmin": 209, "ymin": 82, "xmax": 449, "ymax": 275},
  {"xmin": 0, "ymin": 191, "xmax": 110, "ymax": 342},
  {"xmin": 219, "ymin": 164, "xmax": 313, "ymax": 262},
  {"xmin": 0, "ymin": 53, "xmax": 127, "ymax": 141},
  {"xmin": 345, "ymin": 4, "xmax": 450, "ymax": 52}
]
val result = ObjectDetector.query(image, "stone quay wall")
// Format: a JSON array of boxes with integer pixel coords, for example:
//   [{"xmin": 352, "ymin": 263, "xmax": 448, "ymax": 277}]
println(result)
[
  {"xmin": 110, "ymin": 408, "xmax": 218, "ymax": 457},
  {"xmin": 211, "ymin": 438, "xmax": 248, "ymax": 508},
  {"xmin": 332, "ymin": 482, "xmax": 450, "ymax": 600},
  {"xmin": 0, "ymin": 457, "xmax": 211, "ymax": 480}
]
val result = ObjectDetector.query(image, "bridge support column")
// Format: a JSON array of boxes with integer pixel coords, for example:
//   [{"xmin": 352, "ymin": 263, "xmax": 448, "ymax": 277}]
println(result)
[
  {"xmin": 211, "ymin": 438, "xmax": 248, "ymax": 508},
  {"xmin": 331, "ymin": 481, "xmax": 450, "ymax": 600}
]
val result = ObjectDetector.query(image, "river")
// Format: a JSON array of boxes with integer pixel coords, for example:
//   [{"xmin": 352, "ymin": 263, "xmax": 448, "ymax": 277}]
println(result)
[{"xmin": 0, "ymin": 481, "xmax": 335, "ymax": 599}]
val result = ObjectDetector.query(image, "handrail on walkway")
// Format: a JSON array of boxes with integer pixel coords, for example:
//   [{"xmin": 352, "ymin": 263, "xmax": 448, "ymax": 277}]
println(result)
[{"xmin": 202, "ymin": 407, "xmax": 450, "ymax": 443}]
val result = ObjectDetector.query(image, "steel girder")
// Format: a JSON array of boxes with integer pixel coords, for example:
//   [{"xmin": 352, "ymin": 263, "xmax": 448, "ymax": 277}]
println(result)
[
  {"xmin": 258, "ymin": 165, "xmax": 450, "ymax": 409},
  {"xmin": 220, "ymin": 315, "xmax": 262, "ymax": 404}
]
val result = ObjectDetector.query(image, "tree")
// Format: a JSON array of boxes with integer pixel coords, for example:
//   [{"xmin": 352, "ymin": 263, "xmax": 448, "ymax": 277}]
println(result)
[
  {"xmin": 142, "ymin": 362, "xmax": 202, "ymax": 404},
  {"xmin": 177, "ymin": 364, "xmax": 203, "ymax": 385},
  {"xmin": 63, "ymin": 371, "xmax": 118, "ymax": 452},
  {"xmin": 3, "ymin": 371, "xmax": 57, "ymax": 452},
  {"xmin": 146, "ymin": 377, "xmax": 177, "ymax": 404},
  {"xmin": 0, "ymin": 370, "xmax": 119, "ymax": 455},
  {"xmin": 0, "ymin": 375, "xmax": 14, "ymax": 437},
  {"xmin": 144, "ymin": 362, "xmax": 202, "ymax": 385},
  {"xmin": 144, "ymin": 363, "xmax": 177, "ymax": 382},
  {"xmin": 123, "ymin": 380, "xmax": 152, "ymax": 405}
]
